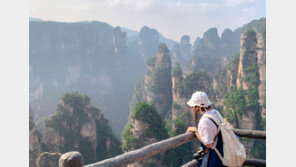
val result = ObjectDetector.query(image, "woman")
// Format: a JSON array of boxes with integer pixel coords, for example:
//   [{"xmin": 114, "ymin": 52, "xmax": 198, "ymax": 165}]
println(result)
[{"xmin": 186, "ymin": 91, "xmax": 224, "ymax": 167}]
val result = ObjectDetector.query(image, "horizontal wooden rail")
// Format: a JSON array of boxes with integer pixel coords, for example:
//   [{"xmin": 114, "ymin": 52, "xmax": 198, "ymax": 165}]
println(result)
[
  {"xmin": 233, "ymin": 128, "xmax": 266, "ymax": 139},
  {"xmin": 181, "ymin": 158, "xmax": 266, "ymax": 167},
  {"xmin": 59, "ymin": 129, "xmax": 265, "ymax": 167},
  {"xmin": 84, "ymin": 133, "xmax": 195, "ymax": 167}
]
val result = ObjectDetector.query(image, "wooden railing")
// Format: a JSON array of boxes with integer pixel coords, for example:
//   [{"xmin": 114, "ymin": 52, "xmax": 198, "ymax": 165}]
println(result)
[{"xmin": 59, "ymin": 129, "xmax": 266, "ymax": 167}]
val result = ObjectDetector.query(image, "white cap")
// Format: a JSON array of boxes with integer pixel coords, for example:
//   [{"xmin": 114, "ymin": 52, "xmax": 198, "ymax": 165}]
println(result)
[{"xmin": 186, "ymin": 91, "xmax": 211, "ymax": 107}]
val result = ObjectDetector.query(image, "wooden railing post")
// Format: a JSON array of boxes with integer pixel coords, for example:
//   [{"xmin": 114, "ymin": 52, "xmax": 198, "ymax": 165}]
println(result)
[{"xmin": 59, "ymin": 151, "xmax": 84, "ymax": 167}]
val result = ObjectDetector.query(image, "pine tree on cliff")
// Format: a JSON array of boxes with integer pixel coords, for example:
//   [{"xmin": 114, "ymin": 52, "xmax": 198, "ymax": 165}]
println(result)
[
  {"xmin": 122, "ymin": 102, "xmax": 169, "ymax": 167},
  {"xmin": 42, "ymin": 91, "xmax": 122, "ymax": 164}
]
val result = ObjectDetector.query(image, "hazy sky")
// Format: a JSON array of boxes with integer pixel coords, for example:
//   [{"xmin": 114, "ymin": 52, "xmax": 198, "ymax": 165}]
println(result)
[{"xmin": 30, "ymin": 0, "xmax": 266, "ymax": 41}]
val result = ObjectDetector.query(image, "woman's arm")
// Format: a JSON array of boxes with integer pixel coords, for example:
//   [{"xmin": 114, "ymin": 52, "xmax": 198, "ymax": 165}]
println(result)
[{"xmin": 186, "ymin": 127, "xmax": 214, "ymax": 148}]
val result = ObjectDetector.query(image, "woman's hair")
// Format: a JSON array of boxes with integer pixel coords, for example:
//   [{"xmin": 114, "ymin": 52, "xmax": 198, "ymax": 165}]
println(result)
[
  {"xmin": 194, "ymin": 105, "xmax": 211, "ymax": 126},
  {"xmin": 199, "ymin": 105, "xmax": 211, "ymax": 113}
]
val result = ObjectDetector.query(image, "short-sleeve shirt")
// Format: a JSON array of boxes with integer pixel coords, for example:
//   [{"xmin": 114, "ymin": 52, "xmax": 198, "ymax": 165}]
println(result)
[{"xmin": 198, "ymin": 109, "xmax": 219, "ymax": 145}]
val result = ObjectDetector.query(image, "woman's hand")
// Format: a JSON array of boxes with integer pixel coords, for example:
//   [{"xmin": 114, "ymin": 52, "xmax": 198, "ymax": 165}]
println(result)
[{"xmin": 186, "ymin": 127, "xmax": 197, "ymax": 133}]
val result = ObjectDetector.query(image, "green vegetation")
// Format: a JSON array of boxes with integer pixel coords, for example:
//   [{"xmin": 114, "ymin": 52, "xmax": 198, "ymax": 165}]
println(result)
[
  {"xmin": 223, "ymin": 87, "xmax": 245, "ymax": 125},
  {"xmin": 42, "ymin": 91, "xmax": 122, "ymax": 164},
  {"xmin": 147, "ymin": 67, "xmax": 172, "ymax": 94},
  {"xmin": 122, "ymin": 102, "xmax": 168, "ymax": 151},
  {"xmin": 131, "ymin": 102, "xmax": 168, "ymax": 140},
  {"xmin": 96, "ymin": 116, "xmax": 123, "ymax": 160},
  {"xmin": 165, "ymin": 118, "xmax": 195, "ymax": 167},
  {"xmin": 122, "ymin": 102, "xmax": 170, "ymax": 166},
  {"xmin": 146, "ymin": 56, "xmax": 156, "ymax": 67},
  {"xmin": 223, "ymin": 63, "xmax": 265, "ymax": 159},
  {"xmin": 244, "ymin": 30, "xmax": 256, "ymax": 38},
  {"xmin": 177, "ymin": 71, "xmax": 211, "ymax": 98},
  {"xmin": 121, "ymin": 122, "xmax": 137, "ymax": 151},
  {"xmin": 171, "ymin": 62, "xmax": 182, "ymax": 78}
]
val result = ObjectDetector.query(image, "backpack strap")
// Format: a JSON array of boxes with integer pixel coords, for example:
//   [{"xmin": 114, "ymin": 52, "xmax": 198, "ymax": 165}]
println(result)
[{"xmin": 202, "ymin": 112, "xmax": 224, "ymax": 162}]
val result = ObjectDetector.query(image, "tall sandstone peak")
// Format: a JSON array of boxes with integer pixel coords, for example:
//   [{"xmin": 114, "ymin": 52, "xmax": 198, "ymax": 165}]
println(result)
[
  {"xmin": 171, "ymin": 35, "xmax": 192, "ymax": 67},
  {"xmin": 236, "ymin": 30, "xmax": 258, "ymax": 90},
  {"xmin": 195, "ymin": 27, "xmax": 221, "ymax": 56},
  {"xmin": 138, "ymin": 26, "xmax": 160, "ymax": 59},
  {"xmin": 221, "ymin": 28, "xmax": 241, "ymax": 56},
  {"xmin": 130, "ymin": 44, "xmax": 172, "ymax": 117},
  {"xmin": 113, "ymin": 26, "xmax": 127, "ymax": 58}
]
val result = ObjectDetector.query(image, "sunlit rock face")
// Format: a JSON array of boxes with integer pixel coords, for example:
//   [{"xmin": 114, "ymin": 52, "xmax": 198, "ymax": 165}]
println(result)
[{"xmin": 256, "ymin": 29, "xmax": 266, "ymax": 118}]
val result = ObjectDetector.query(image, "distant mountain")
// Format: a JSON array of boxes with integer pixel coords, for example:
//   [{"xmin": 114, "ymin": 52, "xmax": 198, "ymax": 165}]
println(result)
[
  {"xmin": 121, "ymin": 27, "xmax": 177, "ymax": 49},
  {"xmin": 29, "ymin": 17, "xmax": 44, "ymax": 22},
  {"xmin": 30, "ymin": 19, "xmax": 177, "ymax": 139},
  {"xmin": 29, "ymin": 20, "xmax": 139, "ymax": 138}
]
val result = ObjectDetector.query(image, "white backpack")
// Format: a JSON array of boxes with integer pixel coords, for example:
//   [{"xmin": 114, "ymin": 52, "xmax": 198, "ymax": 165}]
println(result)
[{"xmin": 202, "ymin": 110, "xmax": 246, "ymax": 167}]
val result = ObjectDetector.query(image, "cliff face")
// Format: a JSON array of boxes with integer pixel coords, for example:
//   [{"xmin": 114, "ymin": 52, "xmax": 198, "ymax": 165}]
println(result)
[
  {"xmin": 130, "ymin": 44, "xmax": 172, "ymax": 117},
  {"xmin": 256, "ymin": 25, "xmax": 266, "ymax": 118},
  {"xmin": 122, "ymin": 103, "xmax": 169, "ymax": 167},
  {"xmin": 29, "ymin": 21, "xmax": 139, "ymax": 137},
  {"xmin": 214, "ymin": 26, "xmax": 265, "ymax": 158},
  {"xmin": 236, "ymin": 31, "xmax": 258, "ymax": 90}
]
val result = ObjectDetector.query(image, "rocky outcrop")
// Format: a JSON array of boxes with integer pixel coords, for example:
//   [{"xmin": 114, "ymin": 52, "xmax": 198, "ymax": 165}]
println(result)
[
  {"xmin": 130, "ymin": 44, "xmax": 172, "ymax": 117},
  {"xmin": 122, "ymin": 102, "xmax": 169, "ymax": 167},
  {"xmin": 42, "ymin": 92, "xmax": 122, "ymax": 164}
]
